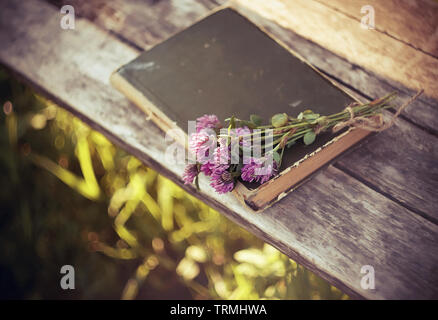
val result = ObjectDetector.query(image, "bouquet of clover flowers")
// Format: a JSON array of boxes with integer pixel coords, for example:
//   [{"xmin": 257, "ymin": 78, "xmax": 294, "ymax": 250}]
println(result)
[{"xmin": 182, "ymin": 91, "xmax": 422, "ymax": 194}]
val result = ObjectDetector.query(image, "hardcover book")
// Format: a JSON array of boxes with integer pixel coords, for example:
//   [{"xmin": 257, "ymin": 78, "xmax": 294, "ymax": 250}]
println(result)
[{"xmin": 110, "ymin": 7, "xmax": 371, "ymax": 211}]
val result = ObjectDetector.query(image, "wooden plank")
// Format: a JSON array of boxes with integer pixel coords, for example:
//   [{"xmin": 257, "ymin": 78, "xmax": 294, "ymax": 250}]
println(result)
[
  {"xmin": 273, "ymin": 166, "xmax": 438, "ymax": 300},
  {"xmin": 336, "ymin": 117, "xmax": 438, "ymax": 224},
  {"xmin": 49, "ymin": 0, "xmax": 227, "ymax": 49},
  {"xmin": 46, "ymin": 0, "xmax": 438, "ymax": 223},
  {"xmin": 1, "ymin": 0, "xmax": 438, "ymax": 299},
  {"xmin": 232, "ymin": 0, "xmax": 438, "ymax": 104},
  {"xmin": 314, "ymin": 0, "xmax": 438, "ymax": 58}
]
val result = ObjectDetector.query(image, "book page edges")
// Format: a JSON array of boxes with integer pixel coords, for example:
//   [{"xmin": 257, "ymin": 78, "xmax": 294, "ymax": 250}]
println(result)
[{"xmin": 233, "ymin": 127, "xmax": 372, "ymax": 211}]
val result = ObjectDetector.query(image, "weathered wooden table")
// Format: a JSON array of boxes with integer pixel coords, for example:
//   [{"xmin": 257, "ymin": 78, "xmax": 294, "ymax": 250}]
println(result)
[{"xmin": 1, "ymin": 0, "xmax": 437, "ymax": 299}]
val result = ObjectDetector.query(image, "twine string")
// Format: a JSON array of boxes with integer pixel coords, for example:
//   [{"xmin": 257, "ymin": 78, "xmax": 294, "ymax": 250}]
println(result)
[{"xmin": 332, "ymin": 89, "xmax": 424, "ymax": 133}]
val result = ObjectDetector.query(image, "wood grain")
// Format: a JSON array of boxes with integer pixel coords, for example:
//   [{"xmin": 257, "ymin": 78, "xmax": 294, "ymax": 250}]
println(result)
[
  {"xmin": 1, "ymin": 0, "xmax": 437, "ymax": 299},
  {"xmin": 272, "ymin": 165, "xmax": 438, "ymax": 300},
  {"xmin": 50, "ymin": 0, "xmax": 227, "ymax": 49},
  {"xmin": 314, "ymin": 0, "xmax": 438, "ymax": 58},
  {"xmin": 336, "ymin": 117, "xmax": 438, "ymax": 224},
  {"xmin": 232, "ymin": 0, "xmax": 438, "ymax": 103}
]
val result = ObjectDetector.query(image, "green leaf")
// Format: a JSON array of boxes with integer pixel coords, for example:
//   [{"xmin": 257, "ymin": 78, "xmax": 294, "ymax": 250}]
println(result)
[
  {"xmin": 303, "ymin": 131, "xmax": 316, "ymax": 145},
  {"xmin": 240, "ymin": 120, "xmax": 257, "ymax": 129},
  {"xmin": 271, "ymin": 113, "xmax": 288, "ymax": 128},
  {"xmin": 272, "ymin": 151, "xmax": 281, "ymax": 164},
  {"xmin": 250, "ymin": 114, "xmax": 263, "ymax": 126}
]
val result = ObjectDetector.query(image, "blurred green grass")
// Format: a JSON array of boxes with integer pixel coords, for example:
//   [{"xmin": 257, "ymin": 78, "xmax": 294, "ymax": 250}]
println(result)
[{"xmin": 0, "ymin": 67, "xmax": 347, "ymax": 300}]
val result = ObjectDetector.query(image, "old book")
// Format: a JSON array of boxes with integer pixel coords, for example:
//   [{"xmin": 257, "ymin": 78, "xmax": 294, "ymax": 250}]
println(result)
[{"xmin": 110, "ymin": 7, "xmax": 371, "ymax": 211}]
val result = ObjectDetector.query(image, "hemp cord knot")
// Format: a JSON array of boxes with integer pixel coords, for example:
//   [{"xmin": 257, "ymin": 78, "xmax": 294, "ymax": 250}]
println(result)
[{"xmin": 332, "ymin": 89, "xmax": 424, "ymax": 133}]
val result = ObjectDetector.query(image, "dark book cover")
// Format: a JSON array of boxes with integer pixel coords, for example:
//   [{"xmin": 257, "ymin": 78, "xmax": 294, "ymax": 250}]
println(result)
[{"xmin": 111, "ymin": 7, "xmax": 367, "ymax": 210}]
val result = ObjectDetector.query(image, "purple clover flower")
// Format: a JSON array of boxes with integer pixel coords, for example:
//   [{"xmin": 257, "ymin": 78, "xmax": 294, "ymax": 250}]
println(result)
[
  {"xmin": 196, "ymin": 114, "xmax": 221, "ymax": 133},
  {"xmin": 189, "ymin": 131, "xmax": 216, "ymax": 163},
  {"xmin": 212, "ymin": 144, "xmax": 230, "ymax": 167},
  {"xmin": 241, "ymin": 157, "xmax": 278, "ymax": 184},
  {"xmin": 189, "ymin": 131, "xmax": 209, "ymax": 156},
  {"xmin": 199, "ymin": 144, "xmax": 230, "ymax": 177},
  {"xmin": 210, "ymin": 169, "xmax": 235, "ymax": 194},
  {"xmin": 230, "ymin": 126, "xmax": 251, "ymax": 147},
  {"xmin": 182, "ymin": 164, "xmax": 199, "ymax": 184},
  {"xmin": 200, "ymin": 162, "xmax": 214, "ymax": 176}
]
